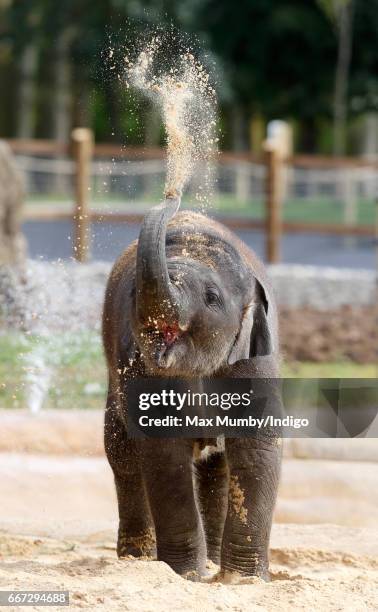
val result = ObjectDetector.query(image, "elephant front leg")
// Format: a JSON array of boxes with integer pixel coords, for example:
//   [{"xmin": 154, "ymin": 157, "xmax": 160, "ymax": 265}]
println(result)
[
  {"xmin": 114, "ymin": 470, "xmax": 156, "ymax": 558},
  {"xmin": 105, "ymin": 404, "xmax": 155, "ymax": 558},
  {"xmin": 142, "ymin": 439, "xmax": 207, "ymax": 579},
  {"xmin": 220, "ymin": 437, "xmax": 281, "ymax": 580}
]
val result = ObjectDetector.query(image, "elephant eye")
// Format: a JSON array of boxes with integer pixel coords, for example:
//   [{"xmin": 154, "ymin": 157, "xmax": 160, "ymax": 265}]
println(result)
[{"xmin": 205, "ymin": 287, "xmax": 221, "ymax": 308}]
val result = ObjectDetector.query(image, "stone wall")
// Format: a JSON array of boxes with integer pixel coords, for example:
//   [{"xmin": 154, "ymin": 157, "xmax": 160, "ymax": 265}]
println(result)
[{"xmin": 269, "ymin": 264, "xmax": 376, "ymax": 309}]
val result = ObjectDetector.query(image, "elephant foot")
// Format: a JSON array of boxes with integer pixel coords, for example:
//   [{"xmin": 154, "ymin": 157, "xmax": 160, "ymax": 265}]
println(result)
[
  {"xmin": 206, "ymin": 545, "xmax": 221, "ymax": 566},
  {"xmin": 181, "ymin": 569, "xmax": 204, "ymax": 582},
  {"xmin": 160, "ymin": 557, "xmax": 207, "ymax": 580},
  {"xmin": 157, "ymin": 541, "xmax": 207, "ymax": 580},
  {"xmin": 182, "ymin": 560, "xmax": 216, "ymax": 582},
  {"xmin": 117, "ymin": 528, "xmax": 156, "ymax": 559},
  {"xmin": 208, "ymin": 569, "xmax": 271, "ymax": 584}
]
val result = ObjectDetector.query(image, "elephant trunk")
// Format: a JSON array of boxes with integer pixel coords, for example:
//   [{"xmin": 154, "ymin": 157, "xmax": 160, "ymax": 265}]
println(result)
[{"xmin": 136, "ymin": 195, "xmax": 181, "ymax": 325}]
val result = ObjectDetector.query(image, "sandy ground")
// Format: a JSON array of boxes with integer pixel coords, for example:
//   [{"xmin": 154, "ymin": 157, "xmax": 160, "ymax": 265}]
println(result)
[
  {"xmin": 0, "ymin": 520, "xmax": 377, "ymax": 611},
  {"xmin": 1, "ymin": 410, "xmax": 378, "ymax": 527},
  {"xmin": 1, "ymin": 452, "xmax": 378, "ymax": 528},
  {"xmin": 2, "ymin": 409, "xmax": 378, "ymax": 462},
  {"xmin": 0, "ymin": 452, "xmax": 377, "ymax": 611},
  {"xmin": 0, "ymin": 413, "xmax": 377, "ymax": 610}
]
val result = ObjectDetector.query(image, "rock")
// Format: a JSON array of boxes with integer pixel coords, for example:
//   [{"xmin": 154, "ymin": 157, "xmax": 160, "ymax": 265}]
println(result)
[
  {"xmin": 0, "ymin": 141, "xmax": 26, "ymax": 266},
  {"xmin": 0, "ymin": 141, "xmax": 27, "ymax": 330}
]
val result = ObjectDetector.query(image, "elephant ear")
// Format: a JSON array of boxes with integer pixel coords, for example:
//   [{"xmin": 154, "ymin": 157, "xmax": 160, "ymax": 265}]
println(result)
[{"xmin": 228, "ymin": 277, "xmax": 277, "ymax": 365}]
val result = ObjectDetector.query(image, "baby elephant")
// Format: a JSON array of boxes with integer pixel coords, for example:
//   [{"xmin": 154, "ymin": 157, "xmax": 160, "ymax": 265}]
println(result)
[{"xmin": 103, "ymin": 196, "xmax": 281, "ymax": 581}]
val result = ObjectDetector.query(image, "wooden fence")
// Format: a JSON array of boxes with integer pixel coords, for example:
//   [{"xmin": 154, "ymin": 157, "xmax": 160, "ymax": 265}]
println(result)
[{"xmin": 7, "ymin": 132, "xmax": 377, "ymax": 263}]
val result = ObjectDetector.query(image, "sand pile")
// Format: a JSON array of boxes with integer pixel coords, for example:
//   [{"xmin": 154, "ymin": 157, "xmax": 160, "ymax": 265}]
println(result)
[{"xmin": 0, "ymin": 522, "xmax": 377, "ymax": 611}]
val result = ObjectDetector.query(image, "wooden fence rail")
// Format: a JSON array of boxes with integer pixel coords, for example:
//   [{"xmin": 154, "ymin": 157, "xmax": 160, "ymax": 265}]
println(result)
[
  {"xmin": 6, "ymin": 133, "xmax": 377, "ymax": 263},
  {"xmin": 7, "ymin": 137, "xmax": 378, "ymax": 168}
]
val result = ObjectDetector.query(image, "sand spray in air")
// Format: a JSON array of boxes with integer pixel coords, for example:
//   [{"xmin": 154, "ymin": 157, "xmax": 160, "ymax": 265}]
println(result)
[{"xmin": 123, "ymin": 36, "xmax": 218, "ymax": 206}]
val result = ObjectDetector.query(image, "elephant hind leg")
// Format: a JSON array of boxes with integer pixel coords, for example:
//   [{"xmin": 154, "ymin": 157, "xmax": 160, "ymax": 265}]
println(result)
[{"xmin": 194, "ymin": 450, "xmax": 229, "ymax": 565}]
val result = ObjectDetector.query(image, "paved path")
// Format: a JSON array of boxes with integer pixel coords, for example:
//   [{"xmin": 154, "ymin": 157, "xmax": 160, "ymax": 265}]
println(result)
[{"xmin": 23, "ymin": 220, "xmax": 376, "ymax": 269}]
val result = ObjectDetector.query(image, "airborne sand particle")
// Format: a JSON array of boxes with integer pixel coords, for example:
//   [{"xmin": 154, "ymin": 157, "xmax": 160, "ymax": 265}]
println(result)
[{"xmin": 124, "ymin": 36, "xmax": 218, "ymax": 206}]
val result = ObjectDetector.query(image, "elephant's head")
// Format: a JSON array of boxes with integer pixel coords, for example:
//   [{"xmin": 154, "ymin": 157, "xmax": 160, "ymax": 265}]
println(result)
[{"xmin": 134, "ymin": 197, "xmax": 276, "ymax": 377}]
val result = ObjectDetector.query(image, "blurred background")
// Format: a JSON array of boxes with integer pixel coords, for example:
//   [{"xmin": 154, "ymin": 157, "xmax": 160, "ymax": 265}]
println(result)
[
  {"xmin": 0, "ymin": 0, "xmax": 377, "ymax": 548},
  {"xmin": 0, "ymin": 0, "xmax": 376, "ymax": 267},
  {"xmin": 1, "ymin": 0, "xmax": 377, "ymax": 152},
  {"xmin": 0, "ymin": 0, "xmax": 378, "ymax": 269}
]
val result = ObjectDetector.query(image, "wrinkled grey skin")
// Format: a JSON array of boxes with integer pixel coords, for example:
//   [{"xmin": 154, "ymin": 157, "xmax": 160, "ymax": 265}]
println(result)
[{"xmin": 103, "ymin": 197, "xmax": 281, "ymax": 581}]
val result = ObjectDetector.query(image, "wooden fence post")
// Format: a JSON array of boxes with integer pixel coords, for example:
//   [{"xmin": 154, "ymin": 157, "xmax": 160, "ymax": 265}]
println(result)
[
  {"xmin": 71, "ymin": 127, "xmax": 93, "ymax": 262},
  {"xmin": 264, "ymin": 141, "xmax": 283, "ymax": 263}
]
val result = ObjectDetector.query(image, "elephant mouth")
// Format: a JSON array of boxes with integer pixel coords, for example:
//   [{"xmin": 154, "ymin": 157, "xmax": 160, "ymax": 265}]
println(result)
[
  {"xmin": 161, "ymin": 322, "xmax": 179, "ymax": 346},
  {"xmin": 154, "ymin": 338, "xmax": 178, "ymax": 369},
  {"xmin": 143, "ymin": 321, "xmax": 181, "ymax": 370}
]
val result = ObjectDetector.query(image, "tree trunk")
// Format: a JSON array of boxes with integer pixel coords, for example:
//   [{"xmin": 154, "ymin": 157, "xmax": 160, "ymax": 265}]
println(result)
[
  {"xmin": 144, "ymin": 102, "xmax": 161, "ymax": 146},
  {"xmin": 16, "ymin": 43, "xmax": 38, "ymax": 138},
  {"xmin": 51, "ymin": 29, "xmax": 75, "ymax": 195},
  {"xmin": 73, "ymin": 79, "xmax": 91, "ymax": 129},
  {"xmin": 104, "ymin": 79, "xmax": 121, "ymax": 140},
  {"xmin": 52, "ymin": 30, "xmax": 73, "ymax": 143},
  {"xmin": 300, "ymin": 117, "xmax": 317, "ymax": 153},
  {"xmin": 333, "ymin": 0, "xmax": 354, "ymax": 156},
  {"xmin": 231, "ymin": 105, "xmax": 248, "ymax": 151}
]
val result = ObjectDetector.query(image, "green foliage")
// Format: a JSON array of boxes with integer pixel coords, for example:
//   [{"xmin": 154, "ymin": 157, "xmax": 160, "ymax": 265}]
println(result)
[
  {"xmin": 349, "ymin": 0, "xmax": 378, "ymax": 114},
  {"xmin": 0, "ymin": 332, "xmax": 106, "ymax": 410},
  {"xmin": 317, "ymin": 0, "xmax": 352, "ymax": 22},
  {"xmin": 195, "ymin": 0, "xmax": 336, "ymax": 118},
  {"xmin": 0, "ymin": 0, "xmax": 376, "ymax": 146},
  {"xmin": 282, "ymin": 360, "xmax": 376, "ymax": 378},
  {"xmin": 0, "ymin": 331, "xmax": 374, "ymax": 410}
]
